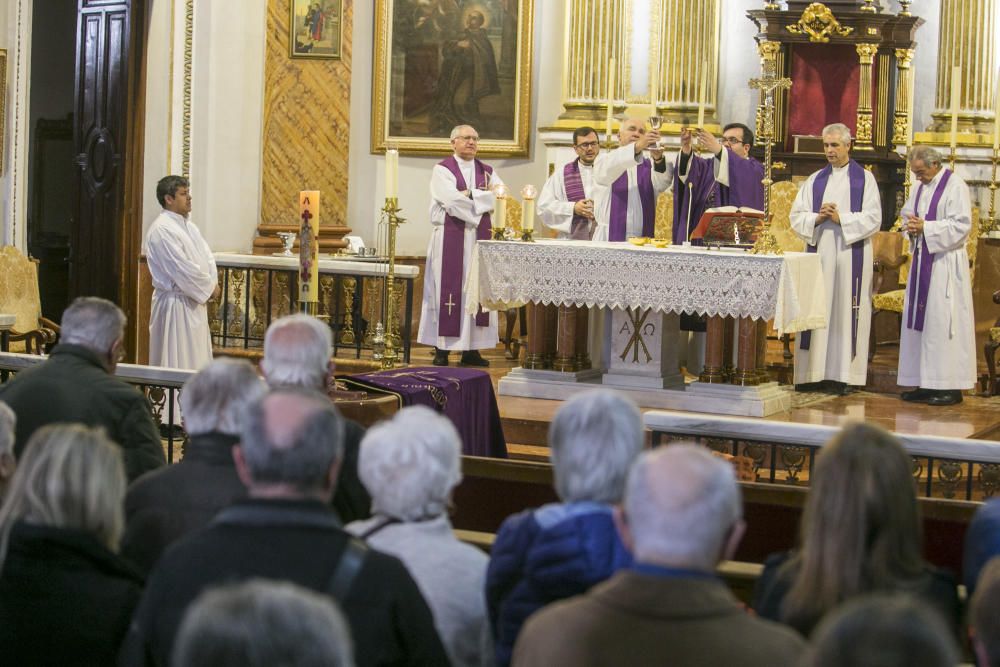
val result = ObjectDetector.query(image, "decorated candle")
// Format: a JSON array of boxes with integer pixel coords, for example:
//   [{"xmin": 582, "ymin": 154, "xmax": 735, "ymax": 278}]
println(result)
[
  {"xmin": 494, "ymin": 184, "xmax": 508, "ymax": 232},
  {"xmin": 298, "ymin": 190, "xmax": 320, "ymax": 305},
  {"xmin": 521, "ymin": 184, "xmax": 538, "ymax": 233}
]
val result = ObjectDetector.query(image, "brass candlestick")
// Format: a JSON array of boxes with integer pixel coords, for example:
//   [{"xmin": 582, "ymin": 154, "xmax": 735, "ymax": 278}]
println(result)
[
  {"xmin": 377, "ymin": 197, "xmax": 405, "ymax": 369},
  {"xmin": 989, "ymin": 147, "xmax": 999, "ymax": 233}
]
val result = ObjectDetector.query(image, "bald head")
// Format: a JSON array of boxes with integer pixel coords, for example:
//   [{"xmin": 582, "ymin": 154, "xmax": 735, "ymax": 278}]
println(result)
[
  {"xmin": 262, "ymin": 315, "xmax": 332, "ymax": 390},
  {"xmin": 620, "ymin": 444, "xmax": 743, "ymax": 570},
  {"xmin": 238, "ymin": 388, "xmax": 345, "ymax": 497},
  {"xmin": 618, "ymin": 117, "xmax": 647, "ymax": 147}
]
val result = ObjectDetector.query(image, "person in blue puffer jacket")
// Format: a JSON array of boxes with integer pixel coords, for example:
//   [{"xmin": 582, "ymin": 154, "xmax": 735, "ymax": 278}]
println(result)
[{"xmin": 486, "ymin": 389, "xmax": 642, "ymax": 666}]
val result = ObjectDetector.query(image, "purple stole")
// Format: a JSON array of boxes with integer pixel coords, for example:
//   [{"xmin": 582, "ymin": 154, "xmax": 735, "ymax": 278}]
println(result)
[
  {"xmin": 800, "ymin": 160, "xmax": 867, "ymax": 358},
  {"xmin": 437, "ymin": 156, "xmax": 493, "ymax": 337},
  {"xmin": 609, "ymin": 160, "xmax": 655, "ymax": 241},
  {"xmin": 906, "ymin": 169, "xmax": 953, "ymax": 332},
  {"xmin": 563, "ymin": 159, "xmax": 594, "ymax": 240}
]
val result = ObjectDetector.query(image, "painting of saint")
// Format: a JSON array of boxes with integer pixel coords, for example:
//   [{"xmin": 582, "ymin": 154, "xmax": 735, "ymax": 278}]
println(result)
[{"xmin": 291, "ymin": 0, "xmax": 343, "ymax": 59}]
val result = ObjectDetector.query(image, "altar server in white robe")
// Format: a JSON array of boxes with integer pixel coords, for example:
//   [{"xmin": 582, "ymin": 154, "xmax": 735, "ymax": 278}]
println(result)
[
  {"xmin": 592, "ymin": 117, "xmax": 672, "ymax": 241},
  {"xmin": 537, "ymin": 126, "xmax": 602, "ymax": 239},
  {"xmin": 897, "ymin": 145, "xmax": 976, "ymax": 406},
  {"xmin": 144, "ymin": 175, "xmax": 218, "ymax": 370},
  {"xmin": 418, "ymin": 125, "xmax": 502, "ymax": 367},
  {"xmin": 790, "ymin": 123, "xmax": 881, "ymax": 394}
]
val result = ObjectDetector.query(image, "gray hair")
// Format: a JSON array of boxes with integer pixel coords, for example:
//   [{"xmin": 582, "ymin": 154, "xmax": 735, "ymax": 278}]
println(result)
[
  {"xmin": 0, "ymin": 402, "xmax": 14, "ymax": 459},
  {"xmin": 0, "ymin": 424, "xmax": 126, "ymax": 568},
  {"xmin": 450, "ymin": 124, "xmax": 476, "ymax": 140},
  {"xmin": 806, "ymin": 594, "xmax": 959, "ymax": 667},
  {"xmin": 239, "ymin": 388, "xmax": 345, "ymax": 493},
  {"xmin": 822, "ymin": 123, "xmax": 853, "ymax": 142},
  {"xmin": 180, "ymin": 359, "xmax": 268, "ymax": 436},
  {"xmin": 60, "ymin": 297, "xmax": 126, "ymax": 353},
  {"xmin": 172, "ymin": 579, "xmax": 354, "ymax": 667},
  {"xmin": 624, "ymin": 444, "xmax": 742, "ymax": 570},
  {"xmin": 549, "ymin": 389, "xmax": 643, "ymax": 504},
  {"xmin": 261, "ymin": 315, "xmax": 332, "ymax": 390},
  {"xmin": 910, "ymin": 145, "xmax": 944, "ymax": 167},
  {"xmin": 358, "ymin": 405, "xmax": 462, "ymax": 521}
]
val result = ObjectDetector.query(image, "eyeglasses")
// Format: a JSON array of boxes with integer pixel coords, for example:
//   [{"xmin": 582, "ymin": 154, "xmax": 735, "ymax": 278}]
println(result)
[
  {"xmin": 574, "ymin": 141, "xmax": 600, "ymax": 149},
  {"xmin": 456, "ymin": 135, "xmax": 479, "ymax": 143},
  {"xmin": 722, "ymin": 136, "xmax": 746, "ymax": 145}
]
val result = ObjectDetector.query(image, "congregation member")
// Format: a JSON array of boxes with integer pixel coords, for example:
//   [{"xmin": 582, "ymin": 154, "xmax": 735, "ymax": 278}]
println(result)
[
  {"xmin": 487, "ymin": 389, "xmax": 641, "ymax": 666},
  {"xmin": 790, "ymin": 123, "xmax": 882, "ymax": 395},
  {"xmin": 512, "ymin": 444, "xmax": 806, "ymax": 666},
  {"xmin": 970, "ymin": 557, "xmax": 1000, "ymax": 667},
  {"xmin": 897, "ymin": 145, "xmax": 977, "ymax": 406},
  {"xmin": 804, "ymin": 594, "xmax": 959, "ymax": 667},
  {"xmin": 0, "ymin": 424, "xmax": 143, "ymax": 665},
  {"xmin": 418, "ymin": 124, "xmax": 502, "ymax": 368},
  {"xmin": 537, "ymin": 126, "xmax": 601, "ymax": 239},
  {"xmin": 0, "ymin": 297, "xmax": 164, "ymax": 481},
  {"xmin": 172, "ymin": 580, "xmax": 355, "ymax": 667},
  {"xmin": 144, "ymin": 175, "xmax": 218, "ymax": 371},
  {"xmin": 752, "ymin": 422, "xmax": 960, "ymax": 637},
  {"xmin": 0, "ymin": 402, "xmax": 16, "ymax": 499},
  {"xmin": 121, "ymin": 358, "xmax": 267, "ymax": 572},
  {"xmin": 347, "ymin": 405, "xmax": 491, "ymax": 667},
  {"xmin": 261, "ymin": 313, "xmax": 370, "ymax": 522},
  {"xmin": 963, "ymin": 498, "xmax": 1000, "ymax": 596},
  {"xmin": 121, "ymin": 387, "xmax": 448, "ymax": 667},
  {"xmin": 592, "ymin": 117, "xmax": 671, "ymax": 241}
]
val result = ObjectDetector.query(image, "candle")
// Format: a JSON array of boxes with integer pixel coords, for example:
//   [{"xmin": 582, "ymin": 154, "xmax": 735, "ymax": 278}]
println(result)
[
  {"xmin": 605, "ymin": 58, "xmax": 616, "ymax": 143},
  {"xmin": 993, "ymin": 67, "xmax": 999, "ymax": 151},
  {"xmin": 950, "ymin": 65, "xmax": 961, "ymax": 151},
  {"xmin": 385, "ymin": 148, "xmax": 398, "ymax": 199},
  {"xmin": 298, "ymin": 190, "xmax": 320, "ymax": 305},
  {"xmin": 494, "ymin": 184, "xmax": 507, "ymax": 232},
  {"xmin": 649, "ymin": 60, "xmax": 658, "ymax": 117},
  {"xmin": 521, "ymin": 184, "xmax": 538, "ymax": 233},
  {"xmin": 697, "ymin": 60, "xmax": 708, "ymax": 129}
]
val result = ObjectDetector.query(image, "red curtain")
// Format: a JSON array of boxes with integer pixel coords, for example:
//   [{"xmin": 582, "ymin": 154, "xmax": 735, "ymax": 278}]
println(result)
[{"xmin": 787, "ymin": 44, "xmax": 862, "ymax": 143}]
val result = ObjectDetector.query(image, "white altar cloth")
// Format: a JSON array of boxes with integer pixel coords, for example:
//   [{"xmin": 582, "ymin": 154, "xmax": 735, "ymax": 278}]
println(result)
[{"xmin": 468, "ymin": 239, "xmax": 827, "ymax": 335}]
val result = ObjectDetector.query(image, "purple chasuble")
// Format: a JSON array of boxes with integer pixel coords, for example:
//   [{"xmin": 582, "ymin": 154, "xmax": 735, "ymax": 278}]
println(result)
[
  {"xmin": 563, "ymin": 159, "xmax": 594, "ymax": 240},
  {"xmin": 437, "ymin": 156, "xmax": 493, "ymax": 337},
  {"xmin": 722, "ymin": 149, "xmax": 766, "ymax": 211},
  {"xmin": 799, "ymin": 160, "xmax": 867, "ymax": 358},
  {"xmin": 672, "ymin": 148, "xmax": 765, "ymax": 246},
  {"xmin": 609, "ymin": 159, "xmax": 655, "ymax": 241},
  {"xmin": 906, "ymin": 169, "xmax": 953, "ymax": 332}
]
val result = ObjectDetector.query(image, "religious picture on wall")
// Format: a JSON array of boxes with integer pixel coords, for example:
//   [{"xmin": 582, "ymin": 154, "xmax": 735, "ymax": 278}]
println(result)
[
  {"xmin": 371, "ymin": 0, "xmax": 534, "ymax": 157},
  {"xmin": 290, "ymin": 0, "xmax": 343, "ymax": 59}
]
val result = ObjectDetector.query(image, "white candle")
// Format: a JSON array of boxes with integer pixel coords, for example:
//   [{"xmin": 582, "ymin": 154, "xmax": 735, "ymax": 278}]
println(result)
[
  {"xmin": 950, "ymin": 65, "xmax": 961, "ymax": 151},
  {"xmin": 697, "ymin": 60, "xmax": 708, "ymax": 129},
  {"xmin": 385, "ymin": 148, "xmax": 398, "ymax": 199},
  {"xmin": 494, "ymin": 185, "xmax": 507, "ymax": 231},
  {"xmin": 993, "ymin": 67, "xmax": 1000, "ymax": 151},
  {"xmin": 521, "ymin": 184, "xmax": 538, "ymax": 233},
  {"xmin": 606, "ymin": 58, "xmax": 616, "ymax": 143},
  {"xmin": 649, "ymin": 60, "xmax": 658, "ymax": 117}
]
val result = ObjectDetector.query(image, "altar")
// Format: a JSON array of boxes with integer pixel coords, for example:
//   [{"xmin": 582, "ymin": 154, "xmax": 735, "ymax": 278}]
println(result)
[{"xmin": 469, "ymin": 239, "xmax": 828, "ymax": 417}]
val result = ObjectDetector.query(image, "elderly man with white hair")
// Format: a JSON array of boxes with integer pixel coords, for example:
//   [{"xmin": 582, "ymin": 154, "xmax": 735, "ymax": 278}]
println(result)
[
  {"xmin": 347, "ymin": 405, "xmax": 491, "ymax": 667},
  {"xmin": 120, "ymin": 358, "xmax": 267, "ymax": 572},
  {"xmin": 261, "ymin": 314, "xmax": 370, "ymax": 523},
  {"xmin": 512, "ymin": 444, "xmax": 806, "ymax": 667},
  {"xmin": 790, "ymin": 123, "xmax": 882, "ymax": 395},
  {"xmin": 486, "ymin": 389, "xmax": 641, "ymax": 667}
]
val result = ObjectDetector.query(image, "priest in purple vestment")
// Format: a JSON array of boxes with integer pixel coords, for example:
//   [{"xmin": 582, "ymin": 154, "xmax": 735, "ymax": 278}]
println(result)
[
  {"xmin": 417, "ymin": 124, "xmax": 502, "ymax": 368},
  {"xmin": 537, "ymin": 126, "xmax": 601, "ymax": 239}
]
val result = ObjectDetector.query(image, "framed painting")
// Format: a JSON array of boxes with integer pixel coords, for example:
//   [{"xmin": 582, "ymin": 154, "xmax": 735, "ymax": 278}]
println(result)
[
  {"xmin": 290, "ymin": 0, "xmax": 344, "ymax": 59},
  {"xmin": 0, "ymin": 49, "xmax": 6, "ymax": 174},
  {"xmin": 371, "ymin": 0, "xmax": 534, "ymax": 157}
]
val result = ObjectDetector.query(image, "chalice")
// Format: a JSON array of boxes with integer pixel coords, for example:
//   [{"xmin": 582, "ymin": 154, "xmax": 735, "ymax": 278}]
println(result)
[
  {"xmin": 648, "ymin": 114, "xmax": 664, "ymax": 148},
  {"xmin": 276, "ymin": 231, "xmax": 297, "ymax": 257}
]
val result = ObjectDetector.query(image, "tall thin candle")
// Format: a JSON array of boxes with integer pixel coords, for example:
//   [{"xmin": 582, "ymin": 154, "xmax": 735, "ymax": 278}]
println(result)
[
  {"xmin": 697, "ymin": 60, "xmax": 708, "ymax": 129},
  {"xmin": 950, "ymin": 65, "xmax": 961, "ymax": 151},
  {"xmin": 605, "ymin": 58, "xmax": 616, "ymax": 143},
  {"xmin": 385, "ymin": 148, "xmax": 398, "ymax": 199},
  {"xmin": 993, "ymin": 67, "xmax": 1000, "ymax": 151}
]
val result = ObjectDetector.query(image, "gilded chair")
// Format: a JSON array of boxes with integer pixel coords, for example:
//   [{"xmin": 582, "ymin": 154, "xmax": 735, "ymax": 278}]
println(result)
[
  {"xmin": 0, "ymin": 246, "xmax": 59, "ymax": 353},
  {"xmin": 500, "ymin": 196, "xmax": 526, "ymax": 359},
  {"xmin": 985, "ymin": 290, "xmax": 1000, "ymax": 395},
  {"xmin": 766, "ymin": 180, "xmax": 804, "ymax": 361},
  {"xmin": 654, "ymin": 191, "xmax": 675, "ymax": 242}
]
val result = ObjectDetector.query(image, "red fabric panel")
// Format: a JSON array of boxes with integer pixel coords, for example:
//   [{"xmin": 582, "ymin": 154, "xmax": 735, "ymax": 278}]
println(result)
[{"xmin": 788, "ymin": 44, "xmax": 861, "ymax": 141}]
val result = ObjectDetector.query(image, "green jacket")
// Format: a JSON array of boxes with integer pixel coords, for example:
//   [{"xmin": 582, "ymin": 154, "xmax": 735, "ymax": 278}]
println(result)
[{"xmin": 0, "ymin": 344, "xmax": 165, "ymax": 480}]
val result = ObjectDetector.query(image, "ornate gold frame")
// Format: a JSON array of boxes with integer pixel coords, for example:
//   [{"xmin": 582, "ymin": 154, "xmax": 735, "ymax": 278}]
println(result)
[
  {"xmin": 0, "ymin": 49, "xmax": 7, "ymax": 175},
  {"xmin": 371, "ymin": 0, "xmax": 534, "ymax": 157},
  {"xmin": 290, "ymin": 0, "xmax": 344, "ymax": 60}
]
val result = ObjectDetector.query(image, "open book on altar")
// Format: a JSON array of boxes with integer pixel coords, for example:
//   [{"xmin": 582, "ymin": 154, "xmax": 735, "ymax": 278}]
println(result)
[{"xmin": 690, "ymin": 206, "xmax": 765, "ymax": 247}]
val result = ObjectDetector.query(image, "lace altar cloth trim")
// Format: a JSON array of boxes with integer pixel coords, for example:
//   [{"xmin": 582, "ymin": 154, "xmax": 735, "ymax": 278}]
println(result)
[{"xmin": 468, "ymin": 240, "xmax": 828, "ymax": 335}]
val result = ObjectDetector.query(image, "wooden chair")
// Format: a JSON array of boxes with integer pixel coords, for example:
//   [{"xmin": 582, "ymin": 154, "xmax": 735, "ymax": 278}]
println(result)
[
  {"xmin": 985, "ymin": 290, "xmax": 1000, "ymax": 395},
  {"xmin": 0, "ymin": 246, "xmax": 59, "ymax": 353}
]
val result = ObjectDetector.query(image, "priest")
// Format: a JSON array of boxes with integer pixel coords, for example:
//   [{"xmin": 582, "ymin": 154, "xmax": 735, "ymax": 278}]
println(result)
[
  {"xmin": 144, "ymin": 175, "xmax": 218, "ymax": 371},
  {"xmin": 790, "ymin": 123, "xmax": 881, "ymax": 395},
  {"xmin": 592, "ymin": 117, "xmax": 671, "ymax": 241},
  {"xmin": 897, "ymin": 145, "xmax": 976, "ymax": 406},
  {"xmin": 537, "ymin": 126, "xmax": 601, "ymax": 239},
  {"xmin": 417, "ymin": 124, "xmax": 502, "ymax": 367}
]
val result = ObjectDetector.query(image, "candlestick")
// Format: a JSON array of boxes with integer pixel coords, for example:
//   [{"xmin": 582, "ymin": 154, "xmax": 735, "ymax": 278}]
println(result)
[
  {"xmin": 298, "ymin": 190, "xmax": 320, "ymax": 313},
  {"xmin": 950, "ymin": 65, "xmax": 961, "ymax": 151},
  {"xmin": 521, "ymin": 184, "xmax": 537, "ymax": 242},
  {"xmin": 385, "ymin": 147, "xmax": 398, "ymax": 199},
  {"xmin": 697, "ymin": 60, "xmax": 708, "ymax": 129},
  {"xmin": 605, "ymin": 58, "xmax": 616, "ymax": 146}
]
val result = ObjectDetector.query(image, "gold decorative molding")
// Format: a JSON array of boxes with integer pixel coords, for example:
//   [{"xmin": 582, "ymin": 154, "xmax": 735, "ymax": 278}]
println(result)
[
  {"xmin": 655, "ymin": 0, "xmax": 721, "ymax": 125},
  {"xmin": 786, "ymin": 3, "xmax": 854, "ymax": 43},
  {"xmin": 182, "ymin": 0, "xmax": 192, "ymax": 178},
  {"xmin": 854, "ymin": 43, "xmax": 877, "ymax": 148},
  {"xmin": 892, "ymin": 47, "xmax": 915, "ymax": 146},
  {"xmin": 930, "ymin": 0, "xmax": 998, "ymax": 134},
  {"xmin": 559, "ymin": 0, "xmax": 627, "ymax": 123}
]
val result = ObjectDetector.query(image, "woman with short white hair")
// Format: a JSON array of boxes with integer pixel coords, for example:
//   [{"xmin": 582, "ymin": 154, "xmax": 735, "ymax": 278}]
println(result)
[{"xmin": 346, "ymin": 405, "xmax": 492, "ymax": 667}]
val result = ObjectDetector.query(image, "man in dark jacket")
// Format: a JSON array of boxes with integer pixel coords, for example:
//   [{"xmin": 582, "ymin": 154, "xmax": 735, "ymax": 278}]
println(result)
[
  {"xmin": 0, "ymin": 297, "xmax": 164, "ymax": 481},
  {"xmin": 121, "ymin": 358, "xmax": 267, "ymax": 572},
  {"xmin": 120, "ymin": 387, "xmax": 449, "ymax": 667}
]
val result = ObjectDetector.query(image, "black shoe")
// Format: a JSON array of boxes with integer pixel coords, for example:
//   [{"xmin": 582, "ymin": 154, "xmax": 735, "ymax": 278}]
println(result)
[
  {"xmin": 432, "ymin": 348, "xmax": 450, "ymax": 366},
  {"xmin": 927, "ymin": 390, "xmax": 963, "ymax": 406},
  {"xmin": 459, "ymin": 350, "xmax": 489, "ymax": 367},
  {"xmin": 794, "ymin": 381, "xmax": 823, "ymax": 392},
  {"xmin": 825, "ymin": 381, "xmax": 854, "ymax": 396},
  {"xmin": 901, "ymin": 388, "xmax": 935, "ymax": 402}
]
